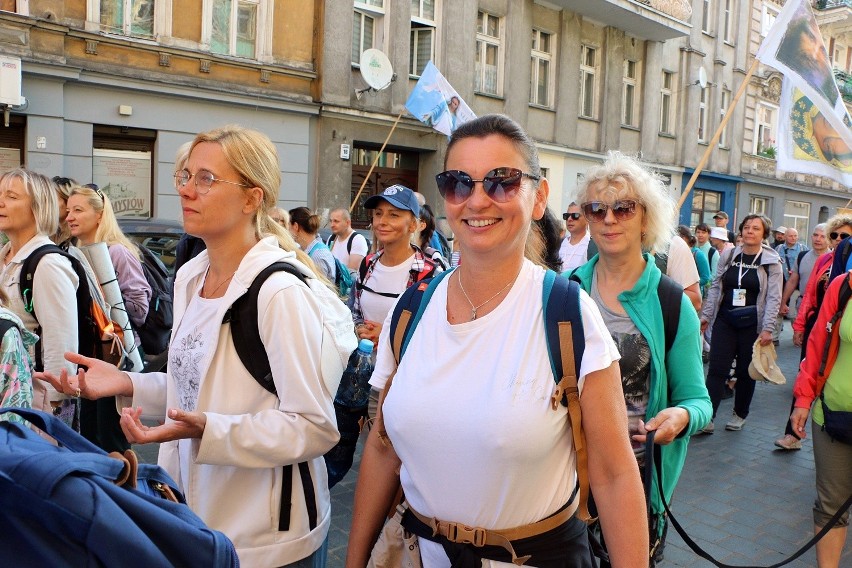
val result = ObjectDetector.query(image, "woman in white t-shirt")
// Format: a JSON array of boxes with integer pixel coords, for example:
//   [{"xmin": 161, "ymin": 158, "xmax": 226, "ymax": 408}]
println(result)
[
  {"xmin": 346, "ymin": 115, "xmax": 647, "ymax": 568},
  {"xmin": 349, "ymin": 184, "xmax": 441, "ymax": 347}
]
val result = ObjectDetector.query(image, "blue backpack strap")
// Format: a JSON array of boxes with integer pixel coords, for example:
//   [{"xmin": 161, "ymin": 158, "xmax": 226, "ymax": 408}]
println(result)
[
  {"xmin": 542, "ymin": 270, "xmax": 593, "ymax": 523},
  {"xmin": 389, "ymin": 269, "xmax": 452, "ymax": 365}
]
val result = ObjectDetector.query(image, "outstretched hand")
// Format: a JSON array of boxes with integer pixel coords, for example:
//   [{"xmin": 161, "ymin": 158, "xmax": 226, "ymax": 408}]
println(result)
[
  {"xmin": 120, "ymin": 406, "xmax": 207, "ymax": 445},
  {"xmin": 632, "ymin": 407, "xmax": 690, "ymax": 446},
  {"xmin": 34, "ymin": 352, "xmax": 133, "ymax": 400}
]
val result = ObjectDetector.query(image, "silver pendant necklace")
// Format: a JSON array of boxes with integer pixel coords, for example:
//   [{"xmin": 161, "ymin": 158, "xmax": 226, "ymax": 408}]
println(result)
[{"xmin": 456, "ymin": 269, "xmax": 517, "ymax": 320}]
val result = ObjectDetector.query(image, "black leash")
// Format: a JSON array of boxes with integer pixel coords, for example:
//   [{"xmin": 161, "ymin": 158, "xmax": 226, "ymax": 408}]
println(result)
[{"xmin": 645, "ymin": 431, "xmax": 852, "ymax": 568}]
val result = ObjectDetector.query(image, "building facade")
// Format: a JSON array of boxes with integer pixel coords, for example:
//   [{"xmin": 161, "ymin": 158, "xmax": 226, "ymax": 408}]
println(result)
[{"xmin": 0, "ymin": 0, "xmax": 321, "ymax": 220}]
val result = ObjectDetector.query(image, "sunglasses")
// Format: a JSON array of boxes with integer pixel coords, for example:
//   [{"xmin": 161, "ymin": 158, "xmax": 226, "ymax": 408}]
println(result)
[
  {"xmin": 435, "ymin": 167, "xmax": 540, "ymax": 204},
  {"xmin": 830, "ymin": 231, "xmax": 851, "ymax": 241},
  {"xmin": 580, "ymin": 200, "xmax": 641, "ymax": 223},
  {"xmin": 563, "ymin": 212, "xmax": 582, "ymax": 221}
]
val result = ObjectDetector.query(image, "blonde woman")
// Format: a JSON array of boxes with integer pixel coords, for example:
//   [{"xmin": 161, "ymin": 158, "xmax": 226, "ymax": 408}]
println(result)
[
  {"xmin": 39, "ymin": 125, "xmax": 344, "ymax": 567},
  {"xmin": 51, "ymin": 176, "xmax": 76, "ymax": 248}
]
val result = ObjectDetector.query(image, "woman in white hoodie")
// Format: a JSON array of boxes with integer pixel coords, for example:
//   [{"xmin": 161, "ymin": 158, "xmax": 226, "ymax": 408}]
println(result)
[{"xmin": 38, "ymin": 125, "xmax": 343, "ymax": 567}]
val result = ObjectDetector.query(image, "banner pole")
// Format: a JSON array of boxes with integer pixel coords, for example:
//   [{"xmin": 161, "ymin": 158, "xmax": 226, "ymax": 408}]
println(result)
[
  {"xmin": 677, "ymin": 57, "xmax": 761, "ymax": 210},
  {"xmin": 350, "ymin": 110, "xmax": 406, "ymax": 212}
]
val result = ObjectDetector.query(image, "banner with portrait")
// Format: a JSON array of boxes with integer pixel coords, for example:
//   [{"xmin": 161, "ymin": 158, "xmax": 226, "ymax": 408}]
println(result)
[
  {"xmin": 777, "ymin": 79, "xmax": 852, "ymax": 186},
  {"xmin": 405, "ymin": 61, "xmax": 476, "ymax": 137},
  {"xmin": 756, "ymin": 0, "xmax": 852, "ymax": 152}
]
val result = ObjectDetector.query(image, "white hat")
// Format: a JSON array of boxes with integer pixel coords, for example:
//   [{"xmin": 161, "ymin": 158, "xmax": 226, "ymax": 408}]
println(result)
[
  {"xmin": 775, "ymin": 226, "xmax": 788, "ymax": 234},
  {"xmin": 748, "ymin": 340, "xmax": 786, "ymax": 385},
  {"xmin": 709, "ymin": 227, "xmax": 729, "ymax": 241}
]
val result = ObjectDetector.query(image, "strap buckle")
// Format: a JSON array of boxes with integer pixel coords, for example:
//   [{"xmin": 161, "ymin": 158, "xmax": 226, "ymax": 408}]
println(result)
[{"xmin": 445, "ymin": 522, "xmax": 487, "ymax": 547}]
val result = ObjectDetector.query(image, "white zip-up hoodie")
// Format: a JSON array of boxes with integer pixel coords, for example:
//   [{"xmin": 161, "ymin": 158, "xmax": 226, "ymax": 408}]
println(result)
[{"xmin": 124, "ymin": 237, "xmax": 340, "ymax": 567}]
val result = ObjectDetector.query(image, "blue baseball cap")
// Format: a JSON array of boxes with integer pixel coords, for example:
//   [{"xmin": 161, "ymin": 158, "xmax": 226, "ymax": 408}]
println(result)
[{"xmin": 364, "ymin": 185, "xmax": 420, "ymax": 217}]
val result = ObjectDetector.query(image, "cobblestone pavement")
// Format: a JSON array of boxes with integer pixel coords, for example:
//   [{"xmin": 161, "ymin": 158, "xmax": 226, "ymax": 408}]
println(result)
[{"xmin": 136, "ymin": 325, "xmax": 850, "ymax": 566}]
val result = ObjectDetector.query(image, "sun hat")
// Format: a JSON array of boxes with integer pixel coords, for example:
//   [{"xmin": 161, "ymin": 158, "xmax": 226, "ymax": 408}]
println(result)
[
  {"xmin": 709, "ymin": 227, "xmax": 729, "ymax": 241},
  {"xmin": 364, "ymin": 185, "xmax": 421, "ymax": 217},
  {"xmin": 748, "ymin": 340, "xmax": 786, "ymax": 385}
]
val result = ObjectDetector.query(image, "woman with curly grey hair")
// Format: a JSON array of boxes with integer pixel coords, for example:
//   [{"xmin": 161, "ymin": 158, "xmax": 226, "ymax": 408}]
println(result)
[{"xmin": 568, "ymin": 152, "xmax": 711, "ymax": 563}]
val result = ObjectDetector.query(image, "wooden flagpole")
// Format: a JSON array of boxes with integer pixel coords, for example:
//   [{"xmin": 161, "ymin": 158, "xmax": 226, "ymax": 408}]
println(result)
[
  {"xmin": 349, "ymin": 109, "xmax": 406, "ymax": 212},
  {"xmin": 677, "ymin": 57, "xmax": 761, "ymax": 209}
]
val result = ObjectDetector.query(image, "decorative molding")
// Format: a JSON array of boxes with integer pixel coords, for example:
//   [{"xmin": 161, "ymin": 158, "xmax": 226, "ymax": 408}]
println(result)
[
  {"xmin": 260, "ymin": 69, "xmax": 270, "ymax": 83},
  {"xmin": 199, "ymin": 59, "xmax": 211, "ymax": 73},
  {"xmin": 159, "ymin": 52, "xmax": 171, "ymax": 67},
  {"xmin": 85, "ymin": 39, "xmax": 98, "ymax": 55},
  {"xmin": 761, "ymin": 77, "xmax": 782, "ymax": 103}
]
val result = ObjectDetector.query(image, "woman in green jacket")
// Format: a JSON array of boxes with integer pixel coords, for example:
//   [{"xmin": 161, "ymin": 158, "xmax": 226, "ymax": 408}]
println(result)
[{"xmin": 567, "ymin": 152, "xmax": 711, "ymax": 564}]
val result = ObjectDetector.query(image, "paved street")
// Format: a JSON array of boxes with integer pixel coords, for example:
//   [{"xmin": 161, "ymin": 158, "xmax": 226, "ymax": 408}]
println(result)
[
  {"xmin": 326, "ymin": 324, "xmax": 851, "ymax": 567},
  {"xmin": 135, "ymin": 324, "xmax": 850, "ymax": 566}
]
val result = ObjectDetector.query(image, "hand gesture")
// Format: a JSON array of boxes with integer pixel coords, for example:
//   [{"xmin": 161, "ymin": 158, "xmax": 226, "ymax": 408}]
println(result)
[
  {"xmin": 34, "ymin": 352, "xmax": 133, "ymax": 400},
  {"xmin": 632, "ymin": 407, "xmax": 690, "ymax": 446},
  {"xmin": 119, "ymin": 406, "xmax": 207, "ymax": 445}
]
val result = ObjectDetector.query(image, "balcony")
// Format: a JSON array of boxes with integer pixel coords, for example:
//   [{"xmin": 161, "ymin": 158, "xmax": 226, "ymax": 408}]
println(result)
[
  {"xmin": 815, "ymin": 1, "xmax": 852, "ymax": 34},
  {"xmin": 835, "ymin": 69, "xmax": 852, "ymax": 103},
  {"xmin": 815, "ymin": 1, "xmax": 852, "ymax": 9},
  {"xmin": 547, "ymin": 0, "xmax": 691, "ymax": 41}
]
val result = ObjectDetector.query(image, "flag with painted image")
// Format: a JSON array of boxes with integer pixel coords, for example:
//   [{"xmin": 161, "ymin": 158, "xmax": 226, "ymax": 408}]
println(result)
[
  {"xmin": 405, "ymin": 61, "xmax": 476, "ymax": 137},
  {"xmin": 756, "ymin": 0, "xmax": 852, "ymax": 185}
]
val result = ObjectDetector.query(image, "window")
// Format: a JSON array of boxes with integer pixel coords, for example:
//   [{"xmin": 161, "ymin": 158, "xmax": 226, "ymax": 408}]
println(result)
[
  {"xmin": 97, "ymin": 0, "xmax": 155, "ymax": 37},
  {"xmin": 209, "ymin": 0, "xmax": 259, "ymax": 57},
  {"xmin": 353, "ymin": 1, "xmax": 385, "ymax": 65},
  {"xmin": 690, "ymin": 189, "xmax": 723, "ymax": 228},
  {"xmin": 698, "ymin": 87, "xmax": 708, "ymax": 142},
  {"xmin": 832, "ymin": 44, "xmax": 845, "ymax": 70},
  {"xmin": 701, "ymin": 0, "xmax": 713, "ymax": 34},
  {"xmin": 660, "ymin": 71, "xmax": 675, "ymax": 135},
  {"xmin": 410, "ymin": 1, "xmax": 436, "ymax": 77},
  {"xmin": 783, "ymin": 200, "xmax": 810, "ymax": 236},
  {"xmin": 92, "ymin": 125, "xmax": 156, "ymax": 218},
  {"xmin": 753, "ymin": 102, "xmax": 778, "ymax": 155},
  {"xmin": 750, "ymin": 196, "xmax": 770, "ymax": 217},
  {"xmin": 530, "ymin": 29, "xmax": 554, "ymax": 107},
  {"xmin": 579, "ymin": 45, "xmax": 598, "ymax": 119},
  {"xmin": 622, "ymin": 60, "xmax": 639, "ymax": 127},
  {"xmin": 761, "ymin": 3, "xmax": 779, "ymax": 37},
  {"xmin": 475, "ymin": 11, "xmax": 503, "ymax": 96},
  {"xmin": 719, "ymin": 88, "xmax": 731, "ymax": 147},
  {"xmin": 723, "ymin": 0, "xmax": 735, "ymax": 44}
]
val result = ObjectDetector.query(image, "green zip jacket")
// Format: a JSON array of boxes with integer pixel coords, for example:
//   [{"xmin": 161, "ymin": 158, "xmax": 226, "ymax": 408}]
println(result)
[{"xmin": 570, "ymin": 254, "xmax": 711, "ymax": 524}]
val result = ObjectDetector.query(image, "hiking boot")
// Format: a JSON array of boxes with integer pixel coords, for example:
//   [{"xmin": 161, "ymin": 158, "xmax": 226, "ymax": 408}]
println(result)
[
  {"xmin": 725, "ymin": 413, "xmax": 746, "ymax": 431},
  {"xmin": 774, "ymin": 434, "xmax": 802, "ymax": 450}
]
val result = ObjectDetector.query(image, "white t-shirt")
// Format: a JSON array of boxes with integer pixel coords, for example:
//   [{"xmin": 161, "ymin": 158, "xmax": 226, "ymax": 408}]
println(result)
[
  {"xmin": 358, "ymin": 254, "xmax": 414, "ymax": 326},
  {"xmin": 330, "ymin": 232, "xmax": 369, "ymax": 266},
  {"xmin": 370, "ymin": 261, "xmax": 619, "ymax": 567},
  {"xmin": 666, "ymin": 236, "xmax": 700, "ymax": 288},
  {"xmin": 558, "ymin": 233, "xmax": 590, "ymax": 271},
  {"xmin": 168, "ymin": 291, "xmax": 229, "ymax": 488}
]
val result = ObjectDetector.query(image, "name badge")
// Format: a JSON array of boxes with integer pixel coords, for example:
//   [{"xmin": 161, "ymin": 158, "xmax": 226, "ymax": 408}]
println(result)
[{"xmin": 732, "ymin": 288, "xmax": 747, "ymax": 307}]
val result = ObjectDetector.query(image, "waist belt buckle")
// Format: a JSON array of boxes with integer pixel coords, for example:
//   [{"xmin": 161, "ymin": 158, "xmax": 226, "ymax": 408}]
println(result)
[{"xmin": 446, "ymin": 522, "xmax": 487, "ymax": 547}]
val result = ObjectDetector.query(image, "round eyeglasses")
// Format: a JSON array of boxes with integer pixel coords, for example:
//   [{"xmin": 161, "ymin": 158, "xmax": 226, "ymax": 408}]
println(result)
[{"xmin": 174, "ymin": 169, "xmax": 249, "ymax": 194}]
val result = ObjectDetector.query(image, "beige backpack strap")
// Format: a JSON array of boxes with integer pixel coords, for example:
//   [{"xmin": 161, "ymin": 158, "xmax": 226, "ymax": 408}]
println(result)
[{"xmin": 557, "ymin": 320, "xmax": 594, "ymax": 524}]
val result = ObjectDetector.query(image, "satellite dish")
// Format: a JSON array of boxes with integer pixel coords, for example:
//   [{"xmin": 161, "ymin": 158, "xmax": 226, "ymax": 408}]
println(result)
[
  {"xmin": 359, "ymin": 49, "xmax": 394, "ymax": 91},
  {"xmin": 697, "ymin": 67, "xmax": 708, "ymax": 89}
]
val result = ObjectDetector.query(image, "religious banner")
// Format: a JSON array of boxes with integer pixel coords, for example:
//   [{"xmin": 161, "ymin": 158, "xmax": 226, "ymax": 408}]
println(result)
[{"xmin": 405, "ymin": 61, "xmax": 476, "ymax": 137}]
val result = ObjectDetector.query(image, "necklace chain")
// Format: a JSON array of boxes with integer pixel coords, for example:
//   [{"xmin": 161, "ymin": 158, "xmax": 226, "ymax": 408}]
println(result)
[
  {"xmin": 204, "ymin": 269, "xmax": 236, "ymax": 298},
  {"xmin": 456, "ymin": 269, "xmax": 517, "ymax": 321}
]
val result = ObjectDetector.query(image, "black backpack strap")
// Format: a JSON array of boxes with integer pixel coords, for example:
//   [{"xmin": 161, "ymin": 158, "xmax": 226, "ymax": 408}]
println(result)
[
  {"xmin": 0, "ymin": 319, "xmax": 17, "ymax": 343},
  {"xmin": 797, "ymin": 250, "xmax": 807, "ymax": 272},
  {"xmin": 223, "ymin": 262, "xmax": 308, "ymax": 396},
  {"xmin": 221, "ymin": 261, "xmax": 313, "ymax": 533},
  {"xmin": 19, "ymin": 244, "xmax": 64, "ymax": 323},
  {"xmin": 346, "ymin": 232, "xmax": 355, "ymax": 255},
  {"xmin": 656, "ymin": 274, "xmax": 682, "ymax": 353}
]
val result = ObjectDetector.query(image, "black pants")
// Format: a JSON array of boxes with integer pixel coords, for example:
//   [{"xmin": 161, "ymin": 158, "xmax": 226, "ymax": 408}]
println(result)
[{"xmin": 707, "ymin": 316, "xmax": 759, "ymax": 419}]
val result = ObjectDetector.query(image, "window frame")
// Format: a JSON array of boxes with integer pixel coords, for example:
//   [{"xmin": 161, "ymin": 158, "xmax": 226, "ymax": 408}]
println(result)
[
  {"xmin": 660, "ymin": 71, "xmax": 675, "ymax": 135},
  {"xmin": 87, "ymin": 0, "xmax": 166, "ymax": 38},
  {"xmin": 723, "ymin": 0, "xmax": 735, "ymax": 44},
  {"xmin": 475, "ymin": 10, "xmax": 504, "ymax": 97},
  {"xmin": 352, "ymin": 0, "xmax": 386, "ymax": 66},
  {"xmin": 750, "ymin": 196, "xmax": 770, "ymax": 217},
  {"xmin": 753, "ymin": 101, "xmax": 778, "ymax": 155},
  {"xmin": 761, "ymin": 2, "xmax": 779, "ymax": 37},
  {"xmin": 530, "ymin": 28, "xmax": 555, "ymax": 108},
  {"xmin": 409, "ymin": 0, "xmax": 437, "ymax": 78},
  {"xmin": 783, "ymin": 200, "xmax": 810, "ymax": 236},
  {"xmin": 200, "ymin": 0, "xmax": 272, "ymax": 61},
  {"xmin": 579, "ymin": 45, "xmax": 598, "ymax": 119},
  {"xmin": 698, "ymin": 86, "xmax": 708, "ymax": 143},
  {"xmin": 622, "ymin": 59, "xmax": 639, "ymax": 127},
  {"xmin": 701, "ymin": 0, "xmax": 713, "ymax": 34},
  {"xmin": 719, "ymin": 87, "xmax": 731, "ymax": 148}
]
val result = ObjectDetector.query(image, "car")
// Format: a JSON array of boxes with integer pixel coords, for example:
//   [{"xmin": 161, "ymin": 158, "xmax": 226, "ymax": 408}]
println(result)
[{"xmin": 118, "ymin": 217, "xmax": 185, "ymax": 274}]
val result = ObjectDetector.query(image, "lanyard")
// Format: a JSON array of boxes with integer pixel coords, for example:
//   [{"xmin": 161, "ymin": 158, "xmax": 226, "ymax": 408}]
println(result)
[{"xmin": 737, "ymin": 251, "xmax": 762, "ymax": 287}]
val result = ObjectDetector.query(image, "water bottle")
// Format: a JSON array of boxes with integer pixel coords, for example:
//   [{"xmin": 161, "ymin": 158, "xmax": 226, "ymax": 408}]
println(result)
[
  {"xmin": 327, "ymin": 339, "xmax": 374, "ymax": 488},
  {"xmin": 334, "ymin": 339, "xmax": 374, "ymax": 409}
]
